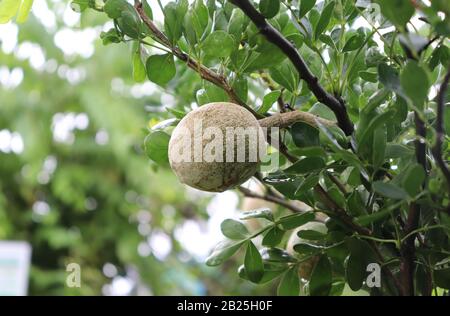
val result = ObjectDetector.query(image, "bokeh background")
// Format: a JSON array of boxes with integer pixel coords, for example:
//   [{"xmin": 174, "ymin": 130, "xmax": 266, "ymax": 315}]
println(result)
[{"xmin": 0, "ymin": 0, "xmax": 276, "ymax": 295}]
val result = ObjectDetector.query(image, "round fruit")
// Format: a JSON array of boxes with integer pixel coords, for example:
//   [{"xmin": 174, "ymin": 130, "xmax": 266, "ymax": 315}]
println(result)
[{"xmin": 168, "ymin": 102, "xmax": 265, "ymax": 192}]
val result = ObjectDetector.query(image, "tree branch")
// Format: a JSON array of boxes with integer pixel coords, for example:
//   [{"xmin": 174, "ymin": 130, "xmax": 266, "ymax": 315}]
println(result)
[
  {"xmin": 258, "ymin": 110, "xmax": 336, "ymax": 128},
  {"xmin": 135, "ymin": 1, "xmax": 261, "ymax": 118},
  {"xmin": 229, "ymin": 0, "xmax": 354, "ymax": 135},
  {"xmin": 238, "ymin": 186, "xmax": 309, "ymax": 214},
  {"xmin": 432, "ymin": 65, "xmax": 450, "ymax": 187}
]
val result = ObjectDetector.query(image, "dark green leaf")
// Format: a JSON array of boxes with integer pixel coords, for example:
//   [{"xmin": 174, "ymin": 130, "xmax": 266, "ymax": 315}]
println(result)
[
  {"xmin": 259, "ymin": 0, "xmax": 280, "ymax": 19},
  {"xmin": 202, "ymin": 31, "xmax": 235, "ymax": 58},
  {"xmin": 402, "ymin": 164, "xmax": 425, "ymax": 197},
  {"xmin": 284, "ymin": 157, "xmax": 325, "ymax": 174},
  {"xmin": 299, "ymin": 0, "xmax": 316, "ymax": 19},
  {"xmin": 277, "ymin": 267, "xmax": 300, "ymax": 296},
  {"xmin": 297, "ymin": 229, "xmax": 326, "ymax": 240},
  {"xmin": 291, "ymin": 122, "xmax": 320, "ymax": 147},
  {"xmin": 104, "ymin": 0, "xmax": 132, "ymax": 19},
  {"xmin": 244, "ymin": 241, "xmax": 264, "ymax": 282},
  {"xmin": 373, "ymin": 181, "xmax": 408, "ymax": 200},
  {"xmin": 144, "ymin": 131, "xmax": 170, "ymax": 165},
  {"xmin": 146, "ymin": 54, "xmax": 176, "ymax": 86},
  {"xmin": 262, "ymin": 226, "xmax": 285, "ymax": 247},
  {"xmin": 314, "ymin": 1, "xmax": 335, "ymax": 40},
  {"xmin": 376, "ymin": 0, "xmax": 414, "ymax": 27},
  {"xmin": 221, "ymin": 219, "xmax": 250, "ymax": 240},
  {"xmin": 269, "ymin": 59, "xmax": 299, "ymax": 92},
  {"xmin": 278, "ymin": 212, "xmax": 315, "ymax": 230},
  {"xmin": 258, "ymin": 90, "xmax": 281, "ymax": 114},
  {"xmin": 309, "ymin": 255, "xmax": 332, "ymax": 296},
  {"xmin": 205, "ymin": 240, "xmax": 245, "ymax": 266},
  {"xmin": 372, "ymin": 124, "xmax": 386, "ymax": 169},
  {"xmin": 400, "ymin": 60, "xmax": 430, "ymax": 109}
]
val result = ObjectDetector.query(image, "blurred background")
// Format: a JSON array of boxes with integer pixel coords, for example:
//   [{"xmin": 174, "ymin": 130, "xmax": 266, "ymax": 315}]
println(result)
[{"xmin": 0, "ymin": 0, "xmax": 275, "ymax": 295}]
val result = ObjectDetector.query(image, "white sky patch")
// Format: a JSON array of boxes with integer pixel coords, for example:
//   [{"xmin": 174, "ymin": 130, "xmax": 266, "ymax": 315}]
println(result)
[
  {"xmin": 0, "ymin": 130, "xmax": 24, "ymax": 154},
  {"xmin": 174, "ymin": 191, "xmax": 240, "ymax": 260},
  {"xmin": 32, "ymin": 0, "xmax": 57, "ymax": 31},
  {"xmin": 0, "ymin": 23, "xmax": 18, "ymax": 54},
  {"xmin": 148, "ymin": 230, "xmax": 172, "ymax": 260},
  {"xmin": 54, "ymin": 27, "xmax": 97, "ymax": 58},
  {"xmin": 0, "ymin": 66, "xmax": 24, "ymax": 89},
  {"xmin": 51, "ymin": 112, "xmax": 90, "ymax": 144},
  {"xmin": 15, "ymin": 42, "xmax": 46, "ymax": 71},
  {"xmin": 62, "ymin": 4, "xmax": 81, "ymax": 27}
]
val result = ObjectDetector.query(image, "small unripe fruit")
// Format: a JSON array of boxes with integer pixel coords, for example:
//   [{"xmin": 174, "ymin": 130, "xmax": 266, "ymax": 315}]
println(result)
[{"xmin": 168, "ymin": 102, "xmax": 265, "ymax": 192}]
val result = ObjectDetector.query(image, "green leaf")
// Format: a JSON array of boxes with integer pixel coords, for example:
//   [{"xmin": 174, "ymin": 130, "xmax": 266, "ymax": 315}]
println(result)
[
  {"xmin": 259, "ymin": 0, "xmax": 280, "ymax": 19},
  {"xmin": 400, "ymin": 61, "xmax": 430, "ymax": 109},
  {"xmin": 372, "ymin": 125, "xmax": 386, "ymax": 169},
  {"xmin": 299, "ymin": 0, "xmax": 317, "ymax": 19},
  {"xmin": 345, "ymin": 253, "xmax": 366, "ymax": 291},
  {"xmin": 164, "ymin": 0, "xmax": 188, "ymax": 45},
  {"xmin": 142, "ymin": 0, "xmax": 153, "ymax": 20},
  {"xmin": 357, "ymin": 110, "xmax": 394, "ymax": 152},
  {"xmin": 146, "ymin": 54, "xmax": 176, "ymax": 86},
  {"xmin": 244, "ymin": 241, "xmax": 264, "ymax": 282},
  {"xmin": 258, "ymin": 90, "xmax": 281, "ymax": 114},
  {"xmin": 240, "ymin": 208, "xmax": 274, "ymax": 221},
  {"xmin": 261, "ymin": 247, "xmax": 296, "ymax": 263},
  {"xmin": 220, "ymin": 219, "xmax": 250, "ymax": 240},
  {"xmin": 16, "ymin": 0, "xmax": 34, "ymax": 23},
  {"xmin": 359, "ymin": 71, "xmax": 378, "ymax": 83},
  {"xmin": 278, "ymin": 212, "xmax": 315, "ymax": 230},
  {"xmin": 295, "ymin": 174, "xmax": 319, "ymax": 196},
  {"xmin": 132, "ymin": 45, "xmax": 146, "ymax": 83},
  {"xmin": 284, "ymin": 157, "xmax": 325, "ymax": 174},
  {"xmin": 184, "ymin": 0, "xmax": 209, "ymax": 45},
  {"xmin": 206, "ymin": 239, "xmax": 245, "ymax": 266},
  {"xmin": 293, "ymin": 242, "xmax": 323, "ymax": 256},
  {"xmin": 104, "ymin": 0, "xmax": 132, "ymax": 19},
  {"xmin": 378, "ymin": 63, "xmax": 400, "ymax": 92},
  {"xmin": 373, "ymin": 181, "xmax": 408, "ymax": 200},
  {"xmin": 228, "ymin": 9, "xmax": 245, "ymax": 40},
  {"xmin": 277, "ymin": 267, "xmax": 300, "ymax": 296},
  {"xmin": 314, "ymin": 1, "xmax": 335, "ymax": 40},
  {"xmin": 385, "ymin": 143, "xmax": 414, "ymax": 159},
  {"xmin": 100, "ymin": 28, "xmax": 122, "ymax": 45},
  {"xmin": 347, "ymin": 191, "xmax": 366, "ymax": 217},
  {"xmin": 262, "ymin": 226, "xmax": 285, "ymax": 247},
  {"xmin": 118, "ymin": 10, "xmax": 142, "ymax": 39},
  {"xmin": 376, "ymin": 0, "xmax": 414, "ymax": 27},
  {"xmin": 291, "ymin": 122, "xmax": 320, "ymax": 148},
  {"xmin": 202, "ymin": 31, "xmax": 235, "ymax": 58},
  {"xmin": 297, "ymin": 229, "xmax": 326, "ymax": 240},
  {"xmin": 0, "ymin": 0, "xmax": 21, "ymax": 23},
  {"xmin": 342, "ymin": 33, "xmax": 365, "ymax": 52},
  {"xmin": 402, "ymin": 164, "xmax": 425, "ymax": 197},
  {"xmin": 309, "ymin": 255, "xmax": 332, "ymax": 296},
  {"xmin": 144, "ymin": 131, "xmax": 171, "ymax": 165},
  {"xmin": 269, "ymin": 59, "xmax": 299, "ymax": 92}
]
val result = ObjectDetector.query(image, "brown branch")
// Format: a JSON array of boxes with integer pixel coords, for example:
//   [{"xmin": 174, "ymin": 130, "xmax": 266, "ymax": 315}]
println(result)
[
  {"xmin": 134, "ymin": 1, "xmax": 261, "ymax": 118},
  {"xmin": 432, "ymin": 65, "xmax": 450, "ymax": 187},
  {"xmin": 238, "ymin": 186, "xmax": 308, "ymax": 214},
  {"xmin": 258, "ymin": 110, "xmax": 336, "ymax": 128},
  {"xmin": 229, "ymin": 0, "xmax": 354, "ymax": 135}
]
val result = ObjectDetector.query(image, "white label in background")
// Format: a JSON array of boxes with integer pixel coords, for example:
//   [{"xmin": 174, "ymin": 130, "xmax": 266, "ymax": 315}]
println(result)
[{"xmin": 0, "ymin": 241, "xmax": 32, "ymax": 296}]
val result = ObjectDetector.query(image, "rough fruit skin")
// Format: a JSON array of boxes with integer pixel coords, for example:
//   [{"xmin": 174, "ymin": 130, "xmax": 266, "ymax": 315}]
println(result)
[
  {"xmin": 168, "ymin": 102, "xmax": 264, "ymax": 192},
  {"xmin": 286, "ymin": 221, "xmax": 328, "ymax": 279}
]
